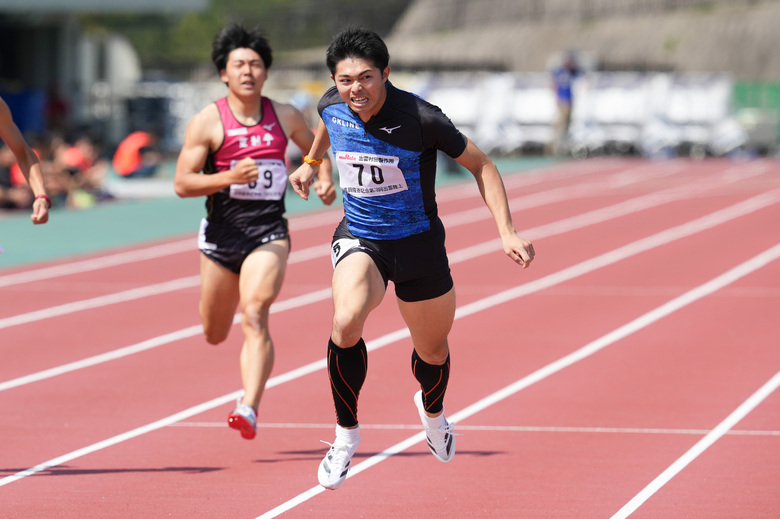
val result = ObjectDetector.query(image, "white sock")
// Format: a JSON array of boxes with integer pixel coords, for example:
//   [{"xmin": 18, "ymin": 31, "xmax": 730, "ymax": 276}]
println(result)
[
  {"xmin": 421, "ymin": 409, "xmax": 446, "ymax": 429},
  {"xmin": 335, "ymin": 424, "xmax": 360, "ymax": 444}
]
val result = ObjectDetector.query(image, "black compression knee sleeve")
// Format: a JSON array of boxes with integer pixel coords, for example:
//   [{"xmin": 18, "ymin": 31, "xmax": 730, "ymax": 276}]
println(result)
[
  {"xmin": 411, "ymin": 350, "xmax": 450, "ymax": 414},
  {"xmin": 328, "ymin": 338, "xmax": 368, "ymax": 428}
]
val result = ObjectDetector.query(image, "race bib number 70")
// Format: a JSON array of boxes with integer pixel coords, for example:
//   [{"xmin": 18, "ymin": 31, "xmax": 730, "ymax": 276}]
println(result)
[
  {"xmin": 335, "ymin": 151, "xmax": 408, "ymax": 197},
  {"xmin": 228, "ymin": 159, "xmax": 287, "ymax": 201}
]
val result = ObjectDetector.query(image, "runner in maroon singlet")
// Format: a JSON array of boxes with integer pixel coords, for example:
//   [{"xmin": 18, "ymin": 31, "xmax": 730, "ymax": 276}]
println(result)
[{"xmin": 174, "ymin": 24, "xmax": 335, "ymax": 440}]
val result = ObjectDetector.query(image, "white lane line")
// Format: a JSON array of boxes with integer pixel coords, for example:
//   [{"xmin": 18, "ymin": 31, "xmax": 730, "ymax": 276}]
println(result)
[
  {"xmin": 256, "ymin": 242, "xmax": 780, "ymax": 519},
  {"xmin": 168, "ymin": 422, "xmax": 780, "ymax": 436},
  {"xmin": 444, "ymin": 158, "xmax": 767, "ymax": 226},
  {"xmin": 0, "ymin": 289, "xmax": 333, "ymax": 392},
  {"xmin": 0, "ymin": 242, "xmax": 331, "ymax": 331},
  {"xmin": 1, "ymin": 201, "xmax": 777, "ymax": 489},
  {"xmin": 0, "ymin": 239, "xmax": 194, "ymax": 289},
  {"xmin": 0, "ymin": 163, "xmax": 757, "ymax": 330},
  {"xmin": 611, "ymin": 369, "xmax": 780, "ymax": 519},
  {"xmin": 0, "ymin": 276, "xmax": 201, "ymax": 330},
  {"xmin": 438, "ymin": 158, "xmax": 685, "ymax": 206},
  {"xmin": 0, "ymin": 159, "xmax": 716, "ymax": 289},
  {"xmin": 0, "ymin": 391, "xmax": 242, "ymax": 488},
  {"xmin": 453, "ymin": 190, "xmax": 780, "ymax": 319},
  {"xmin": 436, "ymin": 156, "xmax": 616, "ymax": 202},
  {"xmin": 449, "ymin": 162, "xmax": 768, "ymax": 260},
  {"xmin": 4, "ymin": 183, "xmax": 772, "ymax": 390},
  {"xmin": 0, "ymin": 207, "xmax": 338, "ymax": 289},
  {"xmin": 2, "ymin": 187, "xmax": 778, "ymax": 391}
]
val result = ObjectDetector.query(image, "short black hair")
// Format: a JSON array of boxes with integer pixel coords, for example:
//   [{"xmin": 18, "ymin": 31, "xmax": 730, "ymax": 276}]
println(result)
[
  {"xmin": 325, "ymin": 27, "xmax": 389, "ymax": 76},
  {"xmin": 212, "ymin": 24, "xmax": 273, "ymax": 73}
]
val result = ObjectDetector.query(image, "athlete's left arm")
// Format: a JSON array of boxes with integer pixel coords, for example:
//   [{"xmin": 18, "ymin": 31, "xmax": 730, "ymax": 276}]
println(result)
[
  {"xmin": 455, "ymin": 138, "xmax": 535, "ymax": 268},
  {"xmin": 278, "ymin": 104, "xmax": 335, "ymax": 205}
]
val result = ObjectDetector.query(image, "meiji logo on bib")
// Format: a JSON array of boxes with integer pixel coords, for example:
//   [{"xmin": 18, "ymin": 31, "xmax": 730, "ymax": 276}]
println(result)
[{"xmin": 335, "ymin": 151, "xmax": 408, "ymax": 198}]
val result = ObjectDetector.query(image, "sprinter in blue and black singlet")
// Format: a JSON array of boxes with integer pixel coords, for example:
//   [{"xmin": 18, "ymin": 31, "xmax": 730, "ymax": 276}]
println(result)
[
  {"xmin": 288, "ymin": 27, "xmax": 536, "ymax": 491},
  {"xmin": 320, "ymin": 80, "xmax": 468, "ymax": 302}
]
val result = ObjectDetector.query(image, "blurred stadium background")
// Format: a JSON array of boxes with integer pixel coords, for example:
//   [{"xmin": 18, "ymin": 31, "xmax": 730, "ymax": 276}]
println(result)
[{"xmin": 1, "ymin": 0, "xmax": 779, "ymax": 206}]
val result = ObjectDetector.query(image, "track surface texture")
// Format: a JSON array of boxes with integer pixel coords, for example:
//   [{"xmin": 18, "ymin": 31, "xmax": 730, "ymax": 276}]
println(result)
[{"xmin": 1, "ymin": 157, "xmax": 778, "ymax": 518}]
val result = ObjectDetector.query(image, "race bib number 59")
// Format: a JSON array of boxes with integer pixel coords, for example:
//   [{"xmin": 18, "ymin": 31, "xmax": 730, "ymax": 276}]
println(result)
[
  {"xmin": 335, "ymin": 151, "xmax": 408, "ymax": 197},
  {"xmin": 229, "ymin": 159, "xmax": 287, "ymax": 201}
]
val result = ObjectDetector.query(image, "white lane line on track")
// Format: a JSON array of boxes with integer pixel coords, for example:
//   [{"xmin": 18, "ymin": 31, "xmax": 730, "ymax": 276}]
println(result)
[
  {"xmin": 1, "ymin": 197, "xmax": 777, "ymax": 489},
  {"xmin": 0, "ymin": 239, "xmax": 195, "ymax": 289},
  {"xmin": 449, "ymin": 160, "xmax": 770, "ymax": 260},
  {"xmin": 0, "ymin": 208, "xmax": 339, "ymax": 289},
  {"xmin": 0, "ymin": 391, "xmax": 243, "ymax": 488},
  {"xmin": 452, "ymin": 189, "xmax": 780, "ymax": 319},
  {"xmin": 438, "ymin": 158, "xmax": 684, "ymax": 206},
  {"xmin": 0, "ymin": 288, "xmax": 333, "ymax": 392},
  {"xmin": 168, "ymin": 422, "xmax": 780, "ymax": 436},
  {"xmin": 0, "ymin": 242, "xmax": 331, "ymax": 331},
  {"xmin": 612, "ymin": 369, "xmax": 780, "ymax": 518},
  {"xmin": 0, "ymin": 161, "xmax": 763, "ymax": 330},
  {"xmin": 0, "ymin": 159, "xmax": 597, "ymax": 289},
  {"xmin": 256, "ymin": 242, "xmax": 780, "ymax": 519},
  {"xmin": 3, "ymin": 181, "xmax": 774, "ymax": 391},
  {"xmin": 436, "ymin": 156, "xmax": 637, "ymax": 203},
  {"xmin": 0, "ymin": 158, "xmax": 706, "ymax": 289},
  {"xmin": 0, "ymin": 276, "xmax": 201, "ymax": 330},
  {"xmin": 0, "ymin": 180, "xmax": 685, "ymax": 328}
]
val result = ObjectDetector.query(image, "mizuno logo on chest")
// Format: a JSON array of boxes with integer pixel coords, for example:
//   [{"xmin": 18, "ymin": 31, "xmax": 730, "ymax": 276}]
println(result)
[{"xmin": 379, "ymin": 125, "xmax": 402, "ymax": 134}]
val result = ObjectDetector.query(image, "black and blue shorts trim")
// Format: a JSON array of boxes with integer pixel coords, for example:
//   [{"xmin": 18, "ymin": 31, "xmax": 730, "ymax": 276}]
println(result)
[{"xmin": 330, "ymin": 217, "xmax": 453, "ymax": 302}]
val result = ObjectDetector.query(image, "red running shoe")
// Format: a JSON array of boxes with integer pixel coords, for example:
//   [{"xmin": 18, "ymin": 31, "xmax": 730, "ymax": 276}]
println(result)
[{"xmin": 228, "ymin": 404, "xmax": 257, "ymax": 440}]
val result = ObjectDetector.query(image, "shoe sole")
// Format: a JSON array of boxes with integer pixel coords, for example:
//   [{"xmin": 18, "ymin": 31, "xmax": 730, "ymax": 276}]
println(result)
[
  {"xmin": 227, "ymin": 413, "xmax": 256, "ymax": 440},
  {"xmin": 318, "ymin": 459, "xmax": 347, "ymax": 490},
  {"xmin": 426, "ymin": 434, "xmax": 455, "ymax": 463}
]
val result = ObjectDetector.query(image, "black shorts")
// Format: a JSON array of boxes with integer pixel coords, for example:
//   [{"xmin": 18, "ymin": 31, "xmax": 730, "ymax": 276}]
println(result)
[
  {"xmin": 198, "ymin": 217, "xmax": 289, "ymax": 274},
  {"xmin": 331, "ymin": 217, "xmax": 453, "ymax": 302}
]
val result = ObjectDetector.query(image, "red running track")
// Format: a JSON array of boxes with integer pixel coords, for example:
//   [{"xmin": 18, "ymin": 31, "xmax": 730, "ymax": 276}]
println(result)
[{"xmin": 1, "ymin": 157, "xmax": 778, "ymax": 518}]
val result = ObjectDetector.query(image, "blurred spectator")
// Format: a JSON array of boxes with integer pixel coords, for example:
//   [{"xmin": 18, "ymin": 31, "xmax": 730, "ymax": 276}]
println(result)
[
  {"xmin": 61, "ymin": 134, "xmax": 112, "ymax": 208},
  {"xmin": 45, "ymin": 133, "xmax": 77, "ymax": 206},
  {"xmin": 112, "ymin": 130, "xmax": 161, "ymax": 178},
  {"xmin": 0, "ymin": 129, "xmax": 114, "ymax": 215},
  {"xmin": 548, "ymin": 50, "xmax": 581, "ymax": 156}
]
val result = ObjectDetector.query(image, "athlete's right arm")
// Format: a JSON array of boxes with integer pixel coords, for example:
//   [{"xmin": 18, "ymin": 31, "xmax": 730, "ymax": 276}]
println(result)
[
  {"xmin": 0, "ymin": 97, "xmax": 49, "ymax": 224},
  {"xmin": 174, "ymin": 105, "xmax": 258, "ymax": 198}
]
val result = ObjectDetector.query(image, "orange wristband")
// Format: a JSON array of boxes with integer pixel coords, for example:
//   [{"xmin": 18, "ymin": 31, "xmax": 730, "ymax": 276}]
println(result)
[{"xmin": 303, "ymin": 155, "xmax": 323, "ymax": 166}]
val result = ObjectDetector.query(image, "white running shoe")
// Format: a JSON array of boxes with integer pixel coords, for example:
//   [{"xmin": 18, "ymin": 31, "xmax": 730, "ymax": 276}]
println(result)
[
  {"xmin": 414, "ymin": 390, "xmax": 455, "ymax": 463},
  {"xmin": 318, "ymin": 426, "xmax": 360, "ymax": 490},
  {"xmin": 227, "ymin": 403, "xmax": 257, "ymax": 440}
]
